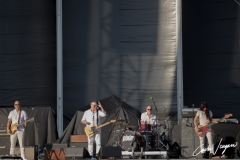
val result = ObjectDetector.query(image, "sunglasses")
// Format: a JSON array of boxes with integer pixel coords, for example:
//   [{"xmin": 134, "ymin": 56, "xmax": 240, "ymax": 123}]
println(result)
[{"xmin": 147, "ymin": 109, "xmax": 152, "ymax": 110}]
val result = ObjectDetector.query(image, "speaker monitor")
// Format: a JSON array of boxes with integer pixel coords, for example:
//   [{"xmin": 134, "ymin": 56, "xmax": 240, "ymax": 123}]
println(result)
[
  {"xmin": 65, "ymin": 147, "xmax": 90, "ymax": 159},
  {"xmin": 100, "ymin": 146, "xmax": 122, "ymax": 159}
]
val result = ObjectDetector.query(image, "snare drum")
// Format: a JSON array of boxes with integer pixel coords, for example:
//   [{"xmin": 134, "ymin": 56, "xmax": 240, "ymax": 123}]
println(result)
[{"xmin": 139, "ymin": 124, "xmax": 152, "ymax": 134}]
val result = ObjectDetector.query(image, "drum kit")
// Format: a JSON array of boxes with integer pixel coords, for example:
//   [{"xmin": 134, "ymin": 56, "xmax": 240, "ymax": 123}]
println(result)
[{"xmin": 113, "ymin": 119, "xmax": 170, "ymax": 153}]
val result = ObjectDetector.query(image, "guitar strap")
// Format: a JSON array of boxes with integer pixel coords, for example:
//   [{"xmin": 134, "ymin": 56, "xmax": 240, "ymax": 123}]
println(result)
[
  {"xmin": 18, "ymin": 110, "xmax": 21, "ymax": 124},
  {"xmin": 97, "ymin": 109, "xmax": 99, "ymax": 126}
]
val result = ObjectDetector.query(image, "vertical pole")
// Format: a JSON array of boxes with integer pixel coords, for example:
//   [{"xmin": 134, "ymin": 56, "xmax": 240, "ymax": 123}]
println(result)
[
  {"xmin": 176, "ymin": 0, "xmax": 183, "ymax": 124},
  {"xmin": 56, "ymin": 0, "xmax": 63, "ymax": 136}
]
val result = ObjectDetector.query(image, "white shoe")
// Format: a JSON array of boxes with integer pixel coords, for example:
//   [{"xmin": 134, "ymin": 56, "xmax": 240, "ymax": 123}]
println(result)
[{"xmin": 21, "ymin": 156, "xmax": 27, "ymax": 160}]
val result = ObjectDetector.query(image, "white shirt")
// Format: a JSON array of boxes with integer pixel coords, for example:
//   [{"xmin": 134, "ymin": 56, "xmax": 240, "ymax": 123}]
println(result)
[
  {"xmin": 8, "ymin": 109, "xmax": 28, "ymax": 132},
  {"xmin": 82, "ymin": 109, "xmax": 106, "ymax": 127},
  {"xmin": 196, "ymin": 110, "xmax": 213, "ymax": 125},
  {"xmin": 141, "ymin": 112, "xmax": 156, "ymax": 125}
]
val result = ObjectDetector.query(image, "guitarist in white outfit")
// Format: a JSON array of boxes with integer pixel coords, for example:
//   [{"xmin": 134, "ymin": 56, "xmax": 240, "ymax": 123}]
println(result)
[
  {"xmin": 7, "ymin": 100, "xmax": 28, "ymax": 160},
  {"xmin": 81, "ymin": 101, "xmax": 106, "ymax": 158},
  {"xmin": 194, "ymin": 101, "xmax": 217, "ymax": 159}
]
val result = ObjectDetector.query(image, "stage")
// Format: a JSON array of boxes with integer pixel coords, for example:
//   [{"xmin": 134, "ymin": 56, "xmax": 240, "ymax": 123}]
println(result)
[{"xmin": 1, "ymin": 107, "xmax": 239, "ymax": 160}]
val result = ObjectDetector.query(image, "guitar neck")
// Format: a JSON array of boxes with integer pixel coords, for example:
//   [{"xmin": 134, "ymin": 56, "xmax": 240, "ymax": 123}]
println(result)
[
  {"xmin": 15, "ymin": 118, "xmax": 33, "ymax": 127},
  {"xmin": 95, "ymin": 121, "xmax": 111, "ymax": 129},
  {"xmin": 207, "ymin": 117, "xmax": 225, "ymax": 127}
]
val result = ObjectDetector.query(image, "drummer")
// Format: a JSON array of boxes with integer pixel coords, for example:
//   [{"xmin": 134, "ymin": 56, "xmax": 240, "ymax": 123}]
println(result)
[{"xmin": 140, "ymin": 105, "xmax": 157, "ymax": 126}]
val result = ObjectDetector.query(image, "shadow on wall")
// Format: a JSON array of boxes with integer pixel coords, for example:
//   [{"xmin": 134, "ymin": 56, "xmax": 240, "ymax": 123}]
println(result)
[{"xmin": 63, "ymin": 0, "xmax": 178, "ymax": 123}]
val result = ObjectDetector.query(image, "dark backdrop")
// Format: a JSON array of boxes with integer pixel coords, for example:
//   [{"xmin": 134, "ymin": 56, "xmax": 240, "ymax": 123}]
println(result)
[
  {"xmin": 0, "ymin": 0, "xmax": 177, "ymax": 122},
  {"xmin": 0, "ymin": 0, "xmax": 239, "ymax": 129},
  {"xmin": 62, "ymin": 0, "xmax": 177, "ymax": 120},
  {"xmin": 183, "ymin": 0, "xmax": 240, "ymax": 120},
  {"xmin": 0, "ymin": 1, "xmax": 56, "ymax": 108}
]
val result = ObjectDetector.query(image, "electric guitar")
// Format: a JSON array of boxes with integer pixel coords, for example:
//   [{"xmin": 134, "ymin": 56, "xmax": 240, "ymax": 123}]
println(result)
[
  {"xmin": 195, "ymin": 113, "xmax": 232, "ymax": 137},
  {"xmin": 8, "ymin": 118, "xmax": 34, "ymax": 135},
  {"xmin": 85, "ymin": 120, "xmax": 116, "ymax": 138}
]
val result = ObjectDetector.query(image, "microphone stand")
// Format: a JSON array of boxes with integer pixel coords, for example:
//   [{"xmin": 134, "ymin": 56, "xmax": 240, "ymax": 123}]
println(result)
[
  {"xmin": 192, "ymin": 104, "xmax": 196, "ymax": 158},
  {"xmin": 33, "ymin": 108, "xmax": 40, "ymax": 159},
  {"xmin": 150, "ymin": 97, "xmax": 159, "ymax": 150},
  {"xmin": 94, "ymin": 108, "xmax": 100, "ymax": 158}
]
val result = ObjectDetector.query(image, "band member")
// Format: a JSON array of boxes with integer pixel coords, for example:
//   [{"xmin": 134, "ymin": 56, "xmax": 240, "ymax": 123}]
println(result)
[
  {"xmin": 194, "ymin": 101, "xmax": 217, "ymax": 159},
  {"xmin": 140, "ymin": 105, "xmax": 156, "ymax": 125},
  {"xmin": 81, "ymin": 101, "xmax": 106, "ymax": 158},
  {"xmin": 7, "ymin": 100, "xmax": 28, "ymax": 160},
  {"xmin": 138, "ymin": 105, "xmax": 157, "ymax": 158}
]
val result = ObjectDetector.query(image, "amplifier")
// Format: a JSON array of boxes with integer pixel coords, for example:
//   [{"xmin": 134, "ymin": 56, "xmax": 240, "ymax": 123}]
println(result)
[
  {"xmin": 0, "ymin": 127, "xmax": 8, "ymax": 136},
  {"xmin": 181, "ymin": 108, "xmax": 199, "ymax": 118},
  {"xmin": 69, "ymin": 142, "xmax": 88, "ymax": 148},
  {"xmin": 70, "ymin": 135, "xmax": 88, "ymax": 142},
  {"xmin": 0, "ymin": 136, "xmax": 10, "ymax": 156}
]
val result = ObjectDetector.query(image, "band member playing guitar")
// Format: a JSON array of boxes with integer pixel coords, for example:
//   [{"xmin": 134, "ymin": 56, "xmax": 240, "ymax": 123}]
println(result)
[
  {"xmin": 7, "ymin": 100, "xmax": 28, "ymax": 160},
  {"xmin": 81, "ymin": 101, "xmax": 106, "ymax": 159},
  {"xmin": 194, "ymin": 101, "xmax": 218, "ymax": 159}
]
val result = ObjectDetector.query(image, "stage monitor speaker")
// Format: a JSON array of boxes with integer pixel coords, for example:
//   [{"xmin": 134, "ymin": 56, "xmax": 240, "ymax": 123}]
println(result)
[
  {"xmin": 65, "ymin": 147, "xmax": 90, "ymax": 159},
  {"xmin": 99, "ymin": 146, "xmax": 122, "ymax": 159},
  {"xmin": 0, "ymin": 136, "xmax": 10, "ymax": 155},
  {"xmin": 15, "ymin": 146, "xmax": 37, "ymax": 160}
]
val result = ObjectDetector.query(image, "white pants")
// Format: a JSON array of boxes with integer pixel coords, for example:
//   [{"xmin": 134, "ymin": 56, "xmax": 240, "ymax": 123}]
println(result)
[
  {"xmin": 88, "ymin": 133, "xmax": 101, "ymax": 156},
  {"xmin": 10, "ymin": 131, "xmax": 26, "ymax": 157},
  {"xmin": 199, "ymin": 131, "xmax": 214, "ymax": 154}
]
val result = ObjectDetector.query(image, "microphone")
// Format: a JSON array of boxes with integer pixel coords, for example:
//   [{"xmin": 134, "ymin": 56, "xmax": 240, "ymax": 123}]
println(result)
[
  {"xmin": 192, "ymin": 104, "xmax": 195, "ymax": 107},
  {"xmin": 150, "ymin": 96, "xmax": 157, "ymax": 111}
]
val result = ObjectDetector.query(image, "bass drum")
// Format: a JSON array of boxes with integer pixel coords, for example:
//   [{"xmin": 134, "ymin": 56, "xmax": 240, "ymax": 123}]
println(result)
[{"xmin": 120, "ymin": 130, "xmax": 145, "ymax": 151}]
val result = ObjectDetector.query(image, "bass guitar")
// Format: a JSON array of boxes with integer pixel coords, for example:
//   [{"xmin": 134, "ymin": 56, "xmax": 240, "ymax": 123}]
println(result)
[
  {"xmin": 195, "ymin": 113, "xmax": 232, "ymax": 137},
  {"xmin": 85, "ymin": 120, "xmax": 116, "ymax": 138},
  {"xmin": 8, "ymin": 118, "xmax": 34, "ymax": 135}
]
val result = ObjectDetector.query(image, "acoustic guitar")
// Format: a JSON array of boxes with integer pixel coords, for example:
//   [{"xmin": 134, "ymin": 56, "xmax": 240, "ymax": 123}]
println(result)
[
  {"xmin": 8, "ymin": 118, "xmax": 34, "ymax": 135},
  {"xmin": 195, "ymin": 113, "xmax": 232, "ymax": 137},
  {"xmin": 85, "ymin": 120, "xmax": 116, "ymax": 138}
]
